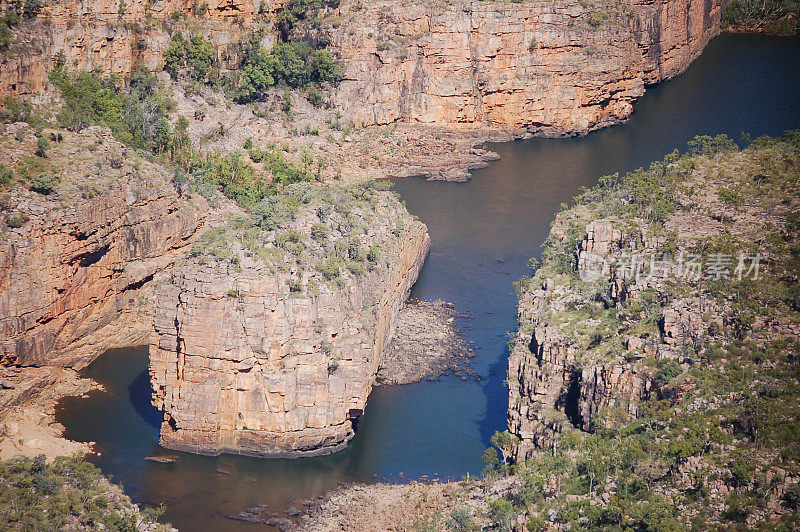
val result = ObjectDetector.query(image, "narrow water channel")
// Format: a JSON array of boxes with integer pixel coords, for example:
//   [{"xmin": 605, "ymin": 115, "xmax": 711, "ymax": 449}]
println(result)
[{"xmin": 56, "ymin": 34, "xmax": 800, "ymax": 530}]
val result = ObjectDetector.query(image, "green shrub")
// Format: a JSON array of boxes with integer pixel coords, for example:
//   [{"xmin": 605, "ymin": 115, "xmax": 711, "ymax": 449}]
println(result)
[
  {"xmin": 50, "ymin": 67, "xmax": 174, "ymax": 153},
  {"xmin": 316, "ymin": 257, "xmax": 343, "ymax": 280},
  {"xmin": 276, "ymin": 230, "xmax": 306, "ymax": 254},
  {"xmin": 5, "ymin": 213, "xmax": 29, "ymax": 228},
  {"xmin": 248, "ymin": 145, "xmax": 312, "ymax": 185},
  {"xmin": 29, "ymin": 173, "xmax": 59, "ymax": 195},
  {"xmin": 488, "ymin": 498, "xmax": 516, "ymax": 531},
  {"xmin": 234, "ymin": 38, "xmax": 342, "ymax": 102},
  {"xmin": 307, "ymin": 85, "xmax": 324, "ymax": 107},
  {"xmin": 163, "ymin": 33, "xmax": 216, "ymax": 81},
  {"xmin": 366, "ymin": 246, "xmax": 380, "ymax": 263},
  {"xmin": 784, "ymin": 483, "xmax": 800, "ymax": 509},
  {"xmin": 189, "ymin": 150, "xmax": 270, "ymax": 207},
  {"xmin": 718, "ymin": 186, "xmax": 745, "ymax": 206},
  {"xmin": 722, "ymin": 0, "xmax": 799, "ymax": 33},
  {"xmin": 253, "ymin": 195, "xmax": 293, "ymax": 230},
  {"xmin": 0, "ymin": 165, "xmax": 14, "ymax": 187},
  {"xmin": 0, "ymin": 9, "xmax": 20, "ymax": 54},
  {"xmin": 687, "ymin": 134, "xmax": 738, "ymax": 156},
  {"xmin": 446, "ymin": 507, "xmax": 474, "ymax": 532},
  {"xmin": 23, "ymin": 0, "xmax": 42, "ymax": 19},
  {"xmin": 35, "ymin": 136, "xmax": 49, "ymax": 158},
  {"xmin": 311, "ymin": 222, "xmax": 329, "ymax": 241},
  {"xmin": 654, "ymin": 359, "xmax": 682, "ymax": 386}
]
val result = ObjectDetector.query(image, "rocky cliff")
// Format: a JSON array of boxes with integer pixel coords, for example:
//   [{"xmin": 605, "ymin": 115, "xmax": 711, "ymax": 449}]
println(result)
[
  {"xmin": 149, "ymin": 183, "xmax": 430, "ymax": 457},
  {"xmin": 0, "ymin": 124, "xmax": 211, "ymax": 369},
  {"xmin": 508, "ymin": 219, "xmax": 661, "ymax": 458},
  {"xmin": 330, "ymin": 0, "xmax": 721, "ymax": 134},
  {"xmin": 2, "ymin": 0, "xmax": 720, "ymax": 136},
  {"xmin": 508, "ymin": 133, "xmax": 800, "ymax": 478},
  {"xmin": 0, "ymin": 0, "xmax": 270, "ymax": 96}
]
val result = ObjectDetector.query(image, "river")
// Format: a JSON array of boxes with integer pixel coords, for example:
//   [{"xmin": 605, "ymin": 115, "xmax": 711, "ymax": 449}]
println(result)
[{"xmin": 55, "ymin": 34, "xmax": 800, "ymax": 530}]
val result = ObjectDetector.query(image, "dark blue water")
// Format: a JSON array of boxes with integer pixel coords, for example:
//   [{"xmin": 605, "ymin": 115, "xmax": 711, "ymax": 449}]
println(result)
[{"xmin": 56, "ymin": 34, "xmax": 800, "ymax": 530}]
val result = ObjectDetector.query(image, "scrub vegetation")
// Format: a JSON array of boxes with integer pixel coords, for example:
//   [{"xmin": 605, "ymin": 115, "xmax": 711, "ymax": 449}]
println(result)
[
  {"xmin": 0, "ymin": 454, "xmax": 170, "ymax": 531},
  {"xmin": 722, "ymin": 0, "xmax": 800, "ymax": 34},
  {"xmin": 477, "ymin": 132, "xmax": 800, "ymax": 530}
]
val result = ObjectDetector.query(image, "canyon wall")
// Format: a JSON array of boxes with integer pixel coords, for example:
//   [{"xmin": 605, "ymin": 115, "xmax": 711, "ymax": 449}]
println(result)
[
  {"xmin": 0, "ymin": 125, "xmax": 211, "ymax": 370},
  {"xmin": 507, "ymin": 217, "xmax": 717, "ymax": 460},
  {"xmin": 0, "ymin": 0, "xmax": 272, "ymax": 96},
  {"xmin": 3, "ymin": 0, "xmax": 721, "ymax": 136},
  {"xmin": 329, "ymin": 0, "xmax": 722, "ymax": 134},
  {"xmin": 149, "ymin": 186, "xmax": 430, "ymax": 457}
]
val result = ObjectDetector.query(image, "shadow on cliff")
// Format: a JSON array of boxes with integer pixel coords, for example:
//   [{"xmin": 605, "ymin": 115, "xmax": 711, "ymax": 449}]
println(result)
[{"xmin": 128, "ymin": 368, "xmax": 162, "ymax": 429}]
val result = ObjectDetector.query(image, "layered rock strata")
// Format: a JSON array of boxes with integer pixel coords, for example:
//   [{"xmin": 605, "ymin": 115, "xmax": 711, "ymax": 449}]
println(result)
[
  {"xmin": 0, "ymin": 125, "xmax": 211, "ymax": 369},
  {"xmin": 507, "ymin": 214, "xmax": 730, "ymax": 460},
  {"xmin": 329, "ymin": 0, "xmax": 722, "ymax": 134},
  {"xmin": 149, "ymin": 184, "xmax": 430, "ymax": 456},
  {"xmin": 3, "ymin": 0, "xmax": 720, "ymax": 136}
]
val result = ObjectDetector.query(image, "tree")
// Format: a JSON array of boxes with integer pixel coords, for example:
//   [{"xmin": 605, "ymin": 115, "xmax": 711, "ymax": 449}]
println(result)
[
  {"xmin": 163, "ymin": 34, "xmax": 186, "ymax": 78},
  {"xmin": 491, "ymin": 430, "xmax": 520, "ymax": 464},
  {"xmin": 35, "ymin": 137, "xmax": 49, "ymax": 158},
  {"xmin": 186, "ymin": 35, "xmax": 215, "ymax": 80}
]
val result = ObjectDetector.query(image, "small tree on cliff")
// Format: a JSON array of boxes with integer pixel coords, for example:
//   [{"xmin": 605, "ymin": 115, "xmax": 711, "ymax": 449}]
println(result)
[{"xmin": 490, "ymin": 430, "xmax": 520, "ymax": 465}]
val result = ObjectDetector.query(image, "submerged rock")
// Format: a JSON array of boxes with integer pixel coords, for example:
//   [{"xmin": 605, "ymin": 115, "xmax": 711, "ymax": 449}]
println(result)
[{"xmin": 376, "ymin": 299, "xmax": 476, "ymax": 385}]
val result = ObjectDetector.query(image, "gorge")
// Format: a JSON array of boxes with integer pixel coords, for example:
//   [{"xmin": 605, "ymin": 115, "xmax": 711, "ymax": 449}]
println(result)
[
  {"xmin": 0, "ymin": 0, "xmax": 799, "ymax": 526},
  {"xmin": 52, "ymin": 34, "xmax": 800, "ymax": 530}
]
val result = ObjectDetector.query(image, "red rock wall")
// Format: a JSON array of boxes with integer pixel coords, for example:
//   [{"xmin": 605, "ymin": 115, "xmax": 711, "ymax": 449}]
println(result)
[
  {"xmin": 0, "ymin": 128, "xmax": 210, "ymax": 369},
  {"xmin": 149, "ymin": 195, "xmax": 430, "ymax": 457}
]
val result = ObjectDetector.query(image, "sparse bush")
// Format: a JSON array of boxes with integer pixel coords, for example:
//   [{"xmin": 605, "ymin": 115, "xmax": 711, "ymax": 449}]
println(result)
[
  {"xmin": 35, "ymin": 136, "xmax": 49, "ymax": 158},
  {"xmin": 5, "ymin": 213, "xmax": 29, "ymax": 228},
  {"xmin": 29, "ymin": 173, "xmax": 59, "ymax": 195},
  {"xmin": 316, "ymin": 256, "xmax": 343, "ymax": 280},
  {"xmin": 366, "ymin": 246, "xmax": 380, "ymax": 263},
  {"xmin": 0, "ymin": 454, "xmax": 170, "ymax": 530},
  {"xmin": 311, "ymin": 222, "xmax": 329, "ymax": 241},
  {"xmin": 0, "ymin": 10, "xmax": 20, "ymax": 55}
]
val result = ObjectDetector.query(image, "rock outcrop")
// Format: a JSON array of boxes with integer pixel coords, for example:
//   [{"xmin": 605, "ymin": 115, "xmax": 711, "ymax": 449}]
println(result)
[
  {"xmin": 0, "ymin": 125, "xmax": 211, "ymax": 369},
  {"xmin": 508, "ymin": 220, "xmax": 655, "ymax": 459},
  {"xmin": 149, "ymin": 184, "xmax": 430, "ymax": 457}
]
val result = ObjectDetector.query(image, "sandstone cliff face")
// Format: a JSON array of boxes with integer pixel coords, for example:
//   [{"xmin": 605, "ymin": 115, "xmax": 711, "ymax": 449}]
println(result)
[
  {"xmin": 329, "ymin": 0, "xmax": 721, "ymax": 134},
  {"xmin": 0, "ymin": 0, "xmax": 272, "ymax": 96},
  {"xmin": 149, "ymin": 185, "xmax": 430, "ymax": 456},
  {"xmin": 0, "ymin": 125, "xmax": 210, "ymax": 369},
  {"xmin": 3, "ymin": 0, "xmax": 720, "ymax": 136},
  {"xmin": 508, "ymin": 219, "xmax": 691, "ymax": 460}
]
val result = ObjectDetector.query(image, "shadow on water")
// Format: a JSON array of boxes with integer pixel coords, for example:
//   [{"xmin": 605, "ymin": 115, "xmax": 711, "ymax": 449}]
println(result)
[
  {"xmin": 55, "ymin": 34, "xmax": 800, "ymax": 531},
  {"xmin": 128, "ymin": 369, "xmax": 162, "ymax": 430}
]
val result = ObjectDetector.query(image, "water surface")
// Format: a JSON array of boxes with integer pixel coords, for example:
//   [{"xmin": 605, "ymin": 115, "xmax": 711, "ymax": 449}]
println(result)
[{"xmin": 56, "ymin": 34, "xmax": 800, "ymax": 530}]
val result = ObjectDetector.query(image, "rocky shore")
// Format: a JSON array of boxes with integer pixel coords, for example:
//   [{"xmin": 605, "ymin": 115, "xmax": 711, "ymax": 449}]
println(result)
[{"xmin": 376, "ymin": 299, "xmax": 476, "ymax": 385}]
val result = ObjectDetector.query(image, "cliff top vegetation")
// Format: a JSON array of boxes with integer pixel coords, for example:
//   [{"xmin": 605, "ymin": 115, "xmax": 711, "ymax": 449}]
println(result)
[{"xmin": 487, "ymin": 132, "xmax": 800, "ymax": 530}]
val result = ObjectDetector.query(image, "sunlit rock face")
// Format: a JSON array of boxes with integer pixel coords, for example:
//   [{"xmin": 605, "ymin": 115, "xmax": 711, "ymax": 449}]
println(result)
[
  {"xmin": 2, "ymin": 0, "xmax": 720, "ymax": 136},
  {"xmin": 0, "ymin": 126, "xmax": 210, "ymax": 369},
  {"xmin": 149, "ymin": 188, "xmax": 430, "ymax": 457},
  {"xmin": 329, "ymin": 0, "xmax": 722, "ymax": 135}
]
